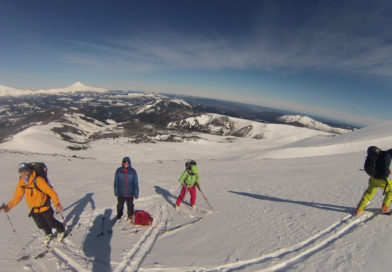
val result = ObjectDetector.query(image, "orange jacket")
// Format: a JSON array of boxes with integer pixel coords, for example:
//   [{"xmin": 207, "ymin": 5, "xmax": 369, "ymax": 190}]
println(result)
[{"xmin": 6, "ymin": 171, "xmax": 61, "ymax": 213}]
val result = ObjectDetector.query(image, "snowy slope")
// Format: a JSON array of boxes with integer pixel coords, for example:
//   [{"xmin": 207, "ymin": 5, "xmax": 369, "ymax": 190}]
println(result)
[
  {"xmin": 168, "ymin": 113, "xmax": 351, "ymax": 139},
  {"xmin": 277, "ymin": 114, "xmax": 351, "ymax": 134},
  {"xmin": 0, "ymin": 121, "xmax": 392, "ymax": 271}
]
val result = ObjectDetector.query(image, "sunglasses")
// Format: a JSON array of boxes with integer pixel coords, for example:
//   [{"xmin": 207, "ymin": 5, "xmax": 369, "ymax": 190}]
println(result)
[
  {"xmin": 123, "ymin": 161, "xmax": 129, "ymax": 164},
  {"xmin": 20, "ymin": 171, "xmax": 29, "ymax": 178}
]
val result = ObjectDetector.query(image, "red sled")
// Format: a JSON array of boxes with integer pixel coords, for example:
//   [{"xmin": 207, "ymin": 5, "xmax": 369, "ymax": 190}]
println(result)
[{"xmin": 131, "ymin": 210, "xmax": 153, "ymax": 226}]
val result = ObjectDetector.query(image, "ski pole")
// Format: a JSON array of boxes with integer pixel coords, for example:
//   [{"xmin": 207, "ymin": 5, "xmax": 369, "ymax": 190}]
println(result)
[
  {"xmin": 58, "ymin": 211, "xmax": 72, "ymax": 236},
  {"xmin": 2, "ymin": 211, "xmax": 24, "ymax": 250},
  {"xmin": 197, "ymin": 187, "xmax": 214, "ymax": 210}
]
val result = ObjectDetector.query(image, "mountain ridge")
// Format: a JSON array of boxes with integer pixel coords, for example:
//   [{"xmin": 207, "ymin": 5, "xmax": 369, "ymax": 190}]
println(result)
[
  {"xmin": 0, "ymin": 82, "xmax": 106, "ymax": 96},
  {"xmin": 0, "ymin": 90, "xmax": 353, "ymax": 151}
]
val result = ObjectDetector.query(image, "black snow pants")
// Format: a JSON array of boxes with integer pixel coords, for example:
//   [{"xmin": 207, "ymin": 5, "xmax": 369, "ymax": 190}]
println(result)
[
  {"xmin": 116, "ymin": 196, "xmax": 134, "ymax": 219},
  {"xmin": 32, "ymin": 207, "xmax": 65, "ymax": 235}
]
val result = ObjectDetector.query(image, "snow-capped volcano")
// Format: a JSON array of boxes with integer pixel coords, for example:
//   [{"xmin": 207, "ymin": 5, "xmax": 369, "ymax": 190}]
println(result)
[
  {"xmin": 37, "ymin": 81, "xmax": 107, "ymax": 94},
  {"xmin": 0, "ymin": 82, "xmax": 107, "ymax": 96}
]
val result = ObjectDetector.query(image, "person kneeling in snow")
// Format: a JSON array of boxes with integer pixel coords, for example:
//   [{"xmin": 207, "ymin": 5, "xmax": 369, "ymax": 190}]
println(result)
[
  {"xmin": 114, "ymin": 156, "xmax": 139, "ymax": 221},
  {"xmin": 0, "ymin": 163, "xmax": 65, "ymax": 246},
  {"xmin": 176, "ymin": 160, "xmax": 201, "ymax": 210}
]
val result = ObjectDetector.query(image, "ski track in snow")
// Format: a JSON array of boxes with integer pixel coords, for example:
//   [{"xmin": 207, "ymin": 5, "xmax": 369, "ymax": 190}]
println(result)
[
  {"xmin": 115, "ymin": 205, "xmax": 168, "ymax": 272},
  {"xmin": 23, "ymin": 179, "xmax": 374, "ymax": 272},
  {"xmin": 6, "ymin": 160, "xmax": 376, "ymax": 272},
  {"xmin": 140, "ymin": 212, "xmax": 376, "ymax": 272},
  {"xmin": 50, "ymin": 247, "xmax": 90, "ymax": 272},
  {"xmin": 22, "ymin": 203, "xmax": 168, "ymax": 272},
  {"xmin": 23, "ymin": 233, "xmax": 91, "ymax": 272}
]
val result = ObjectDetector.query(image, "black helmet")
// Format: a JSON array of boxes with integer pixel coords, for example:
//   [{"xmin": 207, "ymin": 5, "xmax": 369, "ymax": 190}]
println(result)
[
  {"xmin": 18, "ymin": 162, "xmax": 32, "ymax": 173},
  {"xmin": 185, "ymin": 160, "xmax": 196, "ymax": 170}
]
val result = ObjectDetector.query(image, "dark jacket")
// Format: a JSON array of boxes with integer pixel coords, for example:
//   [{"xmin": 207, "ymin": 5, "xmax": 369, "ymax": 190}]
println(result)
[{"xmin": 114, "ymin": 157, "xmax": 139, "ymax": 198}]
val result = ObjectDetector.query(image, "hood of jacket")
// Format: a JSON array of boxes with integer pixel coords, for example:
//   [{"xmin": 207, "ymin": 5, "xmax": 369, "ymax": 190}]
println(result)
[{"xmin": 122, "ymin": 156, "xmax": 132, "ymax": 167}]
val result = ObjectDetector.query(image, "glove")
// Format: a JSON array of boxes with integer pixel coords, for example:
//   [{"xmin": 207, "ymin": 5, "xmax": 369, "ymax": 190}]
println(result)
[
  {"xmin": 0, "ymin": 203, "xmax": 8, "ymax": 213},
  {"xmin": 55, "ymin": 203, "xmax": 63, "ymax": 213}
]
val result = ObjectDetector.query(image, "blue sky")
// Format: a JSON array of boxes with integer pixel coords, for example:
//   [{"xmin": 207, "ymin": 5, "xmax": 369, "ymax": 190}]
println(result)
[{"xmin": 1, "ymin": 0, "xmax": 392, "ymax": 126}]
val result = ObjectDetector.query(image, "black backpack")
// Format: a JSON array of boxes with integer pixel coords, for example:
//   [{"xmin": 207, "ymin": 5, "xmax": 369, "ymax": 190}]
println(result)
[
  {"xmin": 364, "ymin": 146, "xmax": 382, "ymax": 178},
  {"xmin": 28, "ymin": 162, "xmax": 53, "ymax": 190},
  {"xmin": 364, "ymin": 146, "xmax": 390, "ymax": 180}
]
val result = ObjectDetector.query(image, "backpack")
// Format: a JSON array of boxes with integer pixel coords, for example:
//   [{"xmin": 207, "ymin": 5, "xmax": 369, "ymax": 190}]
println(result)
[
  {"xmin": 20, "ymin": 162, "xmax": 53, "ymax": 216},
  {"xmin": 364, "ymin": 146, "xmax": 390, "ymax": 179},
  {"xmin": 131, "ymin": 210, "xmax": 153, "ymax": 226},
  {"xmin": 28, "ymin": 162, "xmax": 53, "ymax": 191}
]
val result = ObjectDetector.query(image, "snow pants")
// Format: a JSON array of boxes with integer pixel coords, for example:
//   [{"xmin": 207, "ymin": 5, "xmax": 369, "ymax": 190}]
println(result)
[
  {"xmin": 176, "ymin": 185, "xmax": 197, "ymax": 207},
  {"xmin": 31, "ymin": 207, "xmax": 65, "ymax": 235},
  {"xmin": 357, "ymin": 177, "xmax": 392, "ymax": 211},
  {"xmin": 116, "ymin": 196, "xmax": 134, "ymax": 219}
]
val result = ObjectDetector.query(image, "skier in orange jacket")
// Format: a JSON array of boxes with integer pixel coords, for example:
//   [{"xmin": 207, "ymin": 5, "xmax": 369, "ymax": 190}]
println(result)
[{"xmin": 0, "ymin": 163, "xmax": 65, "ymax": 245}]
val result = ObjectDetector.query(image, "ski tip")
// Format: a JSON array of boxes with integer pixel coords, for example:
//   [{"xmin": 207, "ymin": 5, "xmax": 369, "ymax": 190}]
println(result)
[{"xmin": 17, "ymin": 254, "xmax": 30, "ymax": 262}]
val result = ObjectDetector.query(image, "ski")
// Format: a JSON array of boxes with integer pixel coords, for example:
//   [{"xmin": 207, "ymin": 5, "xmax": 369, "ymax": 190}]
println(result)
[
  {"xmin": 176, "ymin": 205, "xmax": 211, "ymax": 219},
  {"xmin": 15, "ymin": 232, "xmax": 42, "ymax": 261},
  {"xmin": 379, "ymin": 210, "xmax": 392, "ymax": 215},
  {"xmin": 34, "ymin": 247, "xmax": 50, "ymax": 259},
  {"xmin": 164, "ymin": 216, "xmax": 202, "ymax": 233},
  {"xmin": 32, "ymin": 231, "xmax": 69, "ymax": 260},
  {"xmin": 17, "ymin": 252, "xmax": 31, "ymax": 262},
  {"xmin": 356, "ymin": 208, "xmax": 392, "ymax": 216}
]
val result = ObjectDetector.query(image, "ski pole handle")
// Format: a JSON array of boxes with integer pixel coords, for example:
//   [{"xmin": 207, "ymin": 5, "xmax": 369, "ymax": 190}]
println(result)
[
  {"xmin": 0, "ymin": 203, "xmax": 6, "ymax": 212},
  {"xmin": 59, "ymin": 211, "xmax": 72, "ymax": 236}
]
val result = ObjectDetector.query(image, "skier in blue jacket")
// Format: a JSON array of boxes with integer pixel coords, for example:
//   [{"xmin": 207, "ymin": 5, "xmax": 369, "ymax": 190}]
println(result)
[{"xmin": 114, "ymin": 156, "xmax": 139, "ymax": 220}]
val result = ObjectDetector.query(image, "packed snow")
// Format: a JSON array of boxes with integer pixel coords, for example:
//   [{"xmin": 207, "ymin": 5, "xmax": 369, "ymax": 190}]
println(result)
[{"xmin": 1, "ymin": 120, "xmax": 392, "ymax": 272}]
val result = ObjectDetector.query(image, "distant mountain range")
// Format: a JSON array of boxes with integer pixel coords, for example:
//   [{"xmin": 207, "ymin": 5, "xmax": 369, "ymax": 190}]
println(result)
[
  {"xmin": 0, "ymin": 82, "xmax": 106, "ymax": 96},
  {"xmin": 0, "ymin": 82, "xmax": 355, "ymax": 150}
]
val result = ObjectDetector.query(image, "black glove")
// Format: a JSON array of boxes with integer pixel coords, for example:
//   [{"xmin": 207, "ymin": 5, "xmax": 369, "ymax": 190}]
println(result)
[{"xmin": 0, "ymin": 203, "xmax": 8, "ymax": 212}]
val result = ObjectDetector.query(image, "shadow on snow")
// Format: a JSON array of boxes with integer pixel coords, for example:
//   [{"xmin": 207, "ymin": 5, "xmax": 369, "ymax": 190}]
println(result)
[
  {"xmin": 83, "ymin": 208, "xmax": 117, "ymax": 272},
  {"xmin": 155, "ymin": 185, "xmax": 192, "ymax": 207},
  {"xmin": 228, "ymin": 190, "xmax": 354, "ymax": 214},
  {"xmin": 64, "ymin": 192, "xmax": 96, "ymax": 231},
  {"xmin": 63, "ymin": 195, "xmax": 116, "ymax": 272}
]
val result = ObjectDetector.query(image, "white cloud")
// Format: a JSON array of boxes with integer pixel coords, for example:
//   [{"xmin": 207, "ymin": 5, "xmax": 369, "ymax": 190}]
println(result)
[{"xmin": 58, "ymin": 23, "xmax": 392, "ymax": 81}]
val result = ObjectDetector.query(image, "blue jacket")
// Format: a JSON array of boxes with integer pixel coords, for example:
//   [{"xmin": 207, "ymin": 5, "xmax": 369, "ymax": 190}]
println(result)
[{"xmin": 114, "ymin": 157, "xmax": 139, "ymax": 198}]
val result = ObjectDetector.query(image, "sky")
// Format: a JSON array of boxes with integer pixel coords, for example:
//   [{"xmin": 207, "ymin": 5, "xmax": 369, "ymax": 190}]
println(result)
[{"xmin": 0, "ymin": 0, "xmax": 391, "ymax": 126}]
